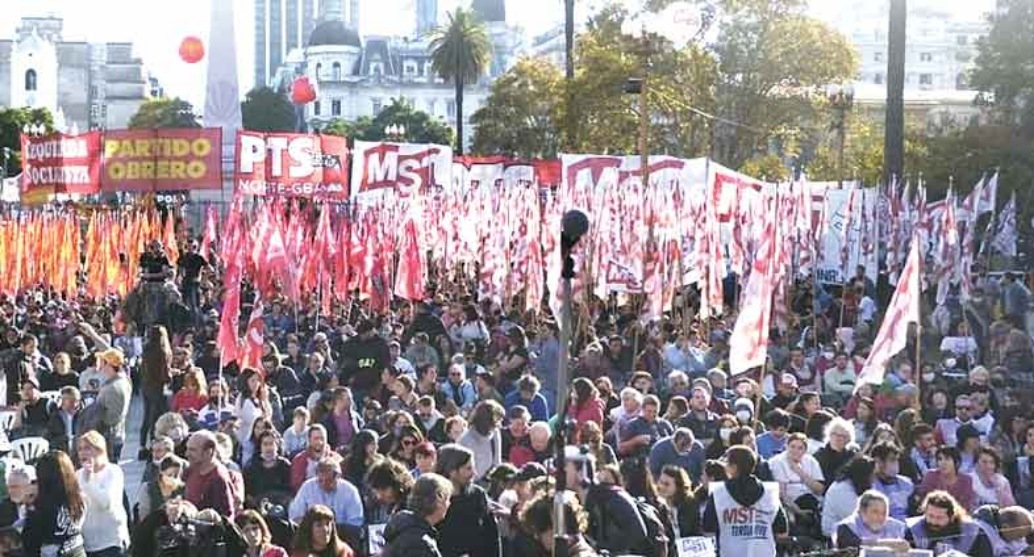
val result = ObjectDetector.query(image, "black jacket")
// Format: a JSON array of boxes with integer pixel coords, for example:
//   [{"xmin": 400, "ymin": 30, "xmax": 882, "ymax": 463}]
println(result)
[
  {"xmin": 583, "ymin": 484, "xmax": 648, "ymax": 555},
  {"xmin": 44, "ymin": 407, "xmax": 83, "ymax": 456},
  {"xmin": 381, "ymin": 510, "xmax": 442, "ymax": 557},
  {"xmin": 437, "ymin": 484, "xmax": 501, "ymax": 557}
]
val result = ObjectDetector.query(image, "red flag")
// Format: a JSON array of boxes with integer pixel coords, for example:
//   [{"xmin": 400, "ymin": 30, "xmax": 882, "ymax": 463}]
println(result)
[
  {"xmin": 217, "ymin": 251, "xmax": 244, "ymax": 368},
  {"xmin": 856, "ymin": 235, "xmax": 921, "ymax": 390},
  {"xmin": 394, "ymin": 217, "xmax": 426, "ymax": 301},
  {"xmin": 200, "ymin": 206, "xmax": 218, "ymax": 262},
  {"xmin": 239, "ymin": 297, "xmax": 265, "ymax": 372}
]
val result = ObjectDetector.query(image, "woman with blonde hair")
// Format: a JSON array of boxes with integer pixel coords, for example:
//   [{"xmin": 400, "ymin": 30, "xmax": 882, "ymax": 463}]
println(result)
[
  {"xmin": 77, "ymin": 431, "xmax": 130, "ymax": 557},
  {"xmin": 291, "ymin": 505, "xmax": 355, "ymax": 557}
]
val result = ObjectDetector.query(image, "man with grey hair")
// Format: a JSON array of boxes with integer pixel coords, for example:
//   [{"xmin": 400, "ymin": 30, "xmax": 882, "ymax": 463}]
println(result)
[
  {"xmin": 381, "ymin": 473, "xmax": 454, "ymax": 557},
  {"xmin": 434, "ymin": 444, "xmax": 500, "ymax": 557},
  {"xmin": 288, "ymin": 455, "xmax": 364, "ymax": 531}
]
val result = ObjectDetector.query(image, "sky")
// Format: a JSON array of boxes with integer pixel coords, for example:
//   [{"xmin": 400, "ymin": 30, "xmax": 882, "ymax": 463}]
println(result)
[{"xmin": 0, "ymin": 0, "xmax": 998, "ymax": 109}]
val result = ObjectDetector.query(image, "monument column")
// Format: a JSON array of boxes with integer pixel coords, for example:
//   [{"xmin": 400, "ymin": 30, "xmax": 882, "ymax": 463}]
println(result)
[{"xmin": 193, "ymin": 0, "xmax": 243, "ymax": 219}]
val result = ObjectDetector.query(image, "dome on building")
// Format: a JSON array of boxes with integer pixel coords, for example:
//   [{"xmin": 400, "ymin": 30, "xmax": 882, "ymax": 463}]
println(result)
[
  {"xmin": 308, "ymin": 20, "xmax": 362, "ymax": 47},
  {"xmin": 472, "ymin": 0, "xmax": 505, "ymax": 23}
]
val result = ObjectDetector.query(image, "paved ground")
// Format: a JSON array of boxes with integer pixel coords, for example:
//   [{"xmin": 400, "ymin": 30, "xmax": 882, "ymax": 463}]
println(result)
[{"xmin": 119, "ymin": 393, "xmax": 146, "ymax": 505}]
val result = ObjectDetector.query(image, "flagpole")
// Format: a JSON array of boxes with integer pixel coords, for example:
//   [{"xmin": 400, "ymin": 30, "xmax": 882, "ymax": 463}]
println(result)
[{"xmin": 915, "ymin": 239, "xmax": 923, "ymax": 410}]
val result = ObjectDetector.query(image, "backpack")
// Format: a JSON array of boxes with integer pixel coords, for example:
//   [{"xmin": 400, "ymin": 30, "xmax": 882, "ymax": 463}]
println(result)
[{"xmin": 633, "ymin": 497, "xmax": 670, "ymax": 557}]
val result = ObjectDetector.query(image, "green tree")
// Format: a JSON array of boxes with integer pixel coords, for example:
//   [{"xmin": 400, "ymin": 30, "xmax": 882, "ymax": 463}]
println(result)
[
  {"xmin": 241, "ymin": 86, "xmax": 297, "ymax": 132},
  {"xmin": 0, "ymin": 106, "xmax": 55, "ymax": 175},
  {"xmin": 429, "ymin": 8, "xmax": 492, "ymax": 155},
  {"xmin": 127, "ymin": 97, "xmax": 201, "ymax": 129},
  {"xmin": 470, "ymin": 57, "xmax": 564, "ymax": 158},
  {"xmin": 564, "ymin": 5, "xmax": 718, "ymax": 157},
  {"xmin": 803, "ymin": 118, "xmax": 929, "ymax": 188},
  {"xmin": 711, "ymin": 0, "xmax": 857, "ymax": 167},
  {"xmin": 739, "ymin": 153, "xmax": 789, "ymax": 182},
  {"xmin": 323, "ymin": 98, "xmax": 454, "ymax": 145},
  {"xmin": 970, "ymin": 0, "xmax": 1034, "ymax": 137}
]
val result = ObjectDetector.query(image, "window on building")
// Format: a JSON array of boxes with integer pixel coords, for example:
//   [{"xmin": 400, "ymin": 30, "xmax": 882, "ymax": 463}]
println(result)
[
  {"xmin": 447, "ymin": 100, "xmax": 456, "ymax": 119},
  {"xmin": 372, "ymin": 98, "xmax": 383, "ymax": 114},
  {"xmin": 371, "ymin": 62, "xmax": 383, "ymax": 76},
  {"xmin": 920, "ymin": 73, "xmax": 933, "ymax": 85},
  {"xmin": 332, "ymin": 99, "xmax": 341, "ymax": 116},
  {"xmin": 956, "ymin": 73, "xmax": 967, "ymax": 89},
  {"xmin": 874, "ymin": 73, "xmax": 884, "ymax": 84},
  {"xmin": 314, "ymin": 101, "xmax": 321, "ymax": 115},
  {"xmin": 920, "ymin": 52, "xmax": 933, "ymax": 62},
  {"xmin": 332, "ymin": 62, "xmax": 341, "ymax": 81},
  {"xmin": 315, "ymin": 63, "xmax": 322, "ymax": 79},
  {"xmin": 426, "ymin": 99, "xmax": 436, "ymax": 115},
  {"xmin": 957, "ymin": 35, "xmax": 968, "ymax": 46},
  {"xmin": 24, "ymin": 69, "xmax": 37, "ymax": 91},
  {"xmin": 874, "ymin": 52, "xmax": 883, "ymax": 62}
]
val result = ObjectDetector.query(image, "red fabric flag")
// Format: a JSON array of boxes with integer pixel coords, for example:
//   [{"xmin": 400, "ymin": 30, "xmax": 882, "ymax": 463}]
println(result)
[
  {"xmin": 729, "ymin": 193, "xmax": 778, "ymax": 375},
  {"xmin": 218, "ymin": 250, "xmax": 244, "ymax": 368},
  {"xmin": 239, "ymin": 297, "xmax": 265, "ymax": 372},
  {"xmin": 200, "ymin": 206, "xmax": 218, "ymax": 262},
  {"xmin": 394, "ymin": 217, "xmax": 426, "ymax": 301}
]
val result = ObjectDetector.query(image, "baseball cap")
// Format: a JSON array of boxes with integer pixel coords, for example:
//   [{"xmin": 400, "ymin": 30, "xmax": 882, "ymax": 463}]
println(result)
[
  {"xmin": 94, "ymin": 348, "xmax": 126, "ymax": 368},
  {"xmin": 515, "ymin": 462, "xmax": 547, "ymax": 482}
]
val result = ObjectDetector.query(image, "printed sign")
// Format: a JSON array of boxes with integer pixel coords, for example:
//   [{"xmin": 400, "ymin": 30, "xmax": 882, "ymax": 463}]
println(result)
[
  {"xmin": 367, "ymin": 523, "xmax": 386, "ymax": 555},
  {"xmin": 351, "ymin": 140, "xmax": 451, "ymax": 198},
  {"xmin": 21, "ymin": 131, "xmax": 102, "ymax": 196},
  {"xmin": 235, "ymin": 131, "xmax": 350, "ymax": 199},
  {"xmin": 101, "ymin": 128, "xmax": 222, "ymax": 191},
  {"xmin": 676, "ymin": 536, "xmax": 716, "ymax": 557}
]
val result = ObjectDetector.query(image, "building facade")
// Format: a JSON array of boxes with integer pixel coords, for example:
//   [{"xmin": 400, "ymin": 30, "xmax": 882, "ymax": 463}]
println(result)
[
  {"xmin": 0, "ymin": 16, "xmax": 152, "ymax": 131},
  {"xmin": 272, "ymin": 0, "xmax": 521, "ymax": 147},
  {"xmin": 821, "ymin": 0, "xmax": 989, "ymax": 91}
]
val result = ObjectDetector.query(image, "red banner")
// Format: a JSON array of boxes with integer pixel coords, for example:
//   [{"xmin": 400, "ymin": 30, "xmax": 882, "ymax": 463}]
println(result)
[
  {"xmin": 235, "ymin": 131, "xmax": 350, "ymax": 199},
  {"xmin": 101, "ymin": 128, "xmax": 223, "ymax": 192},
  {"xmin": 20, "ymin": 131, "xmax": 102, "ymax": 196}
]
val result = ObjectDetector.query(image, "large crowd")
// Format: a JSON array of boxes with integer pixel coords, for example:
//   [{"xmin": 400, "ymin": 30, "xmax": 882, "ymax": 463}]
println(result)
[{"xmin": 0, "ymin": 228, "xmax": 1033, "ymax": 557}]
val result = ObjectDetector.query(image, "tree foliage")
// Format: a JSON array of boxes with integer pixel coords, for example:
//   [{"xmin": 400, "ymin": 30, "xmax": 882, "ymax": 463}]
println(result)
[
  {"xmin": 470, "ymin": 57, "xmax": 564, "ymax": 159},
  {"xmin": 323, "ymin": 98, "xmax": 454, "ymax": 146},
  {"xmin": 127, "ymin": 98, "xmax": 201, "ymax": 129},
  {"xmin": 241, "ymin": 87, "xmax": 297, "ymax": 132},
  {"xmin": 711, "ymin": 0, "xmax": 857, "ymax": 167},
  {"xmin": 0, "ymin": 106, "xmax": 55, "ymax": 174},
  {"xmin": 429, "ymin": 8, "xmax": 492, "ymax": 155},
  {"xmin": 971, "ymin": 0, "xmax": 1034, "ymax": 137}
]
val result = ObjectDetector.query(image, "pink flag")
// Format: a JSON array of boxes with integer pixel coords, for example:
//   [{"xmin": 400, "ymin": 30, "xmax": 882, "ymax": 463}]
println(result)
[
  {"xmin": 856, "ymin": 236, "xmax": 921, "ymax": 390},
  {"xmin": 217, "ymin": 250, "xmax": 243, "ymax": 369},
  {"xmin": 729, "ymin": 194, "xmax": 777, "ymax": 375}
]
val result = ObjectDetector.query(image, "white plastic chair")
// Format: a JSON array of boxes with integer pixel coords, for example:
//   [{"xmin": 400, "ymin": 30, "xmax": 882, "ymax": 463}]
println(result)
[
  {"xmin": 39, "ymin": 390, "xmax": 62, "ymax": 408},
  {"xmin": 11, "ymin": 437, "xmax": 49, "ymax": 462},
  {"xmin": 0, "ymin": 411, "xmax": 16, "ymax": 434}
]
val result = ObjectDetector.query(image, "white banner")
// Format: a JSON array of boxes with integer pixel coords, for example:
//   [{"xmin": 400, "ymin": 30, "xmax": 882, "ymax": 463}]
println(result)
[
  {"xmin": 350, "ymin": 140, "xmax": 452, "ymax": 198},
  {"xmin": 817, "ymin": 186, "xmax": 878, "ymax": 284}
]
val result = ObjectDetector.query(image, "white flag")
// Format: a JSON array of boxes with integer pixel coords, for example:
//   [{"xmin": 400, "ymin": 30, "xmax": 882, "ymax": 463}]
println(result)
[
  {"xmin": 992, "ymin": 193, "xmax": 1017, "ymax": 257},
  {"xmin": 729, "ymin": 194, "xmax": 777, "ymax": 375},
  {"xmin": 856, "ymin": 236, "xmax": 922, "ymax": 390}
]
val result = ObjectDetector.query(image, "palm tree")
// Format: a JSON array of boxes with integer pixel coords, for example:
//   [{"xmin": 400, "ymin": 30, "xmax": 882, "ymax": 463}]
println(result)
[{"xmin": 429, "ymin": 8, "xmax": 492, "ymax": 155}]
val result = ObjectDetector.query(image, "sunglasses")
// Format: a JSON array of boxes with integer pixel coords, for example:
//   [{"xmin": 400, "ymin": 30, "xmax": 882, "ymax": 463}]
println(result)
[{"xmin": 402, "ymin": 439, "xmax": 417, "ymax": 447}]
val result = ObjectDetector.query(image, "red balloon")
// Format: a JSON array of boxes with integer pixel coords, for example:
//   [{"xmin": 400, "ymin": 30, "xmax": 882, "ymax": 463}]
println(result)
[
  {"xmin": 179, "ymin": 36, "xmax": 205, "ymax": 64},
  {"xmin": 291, "ymin": 75, "xmax": 317, "ymax": 105}
]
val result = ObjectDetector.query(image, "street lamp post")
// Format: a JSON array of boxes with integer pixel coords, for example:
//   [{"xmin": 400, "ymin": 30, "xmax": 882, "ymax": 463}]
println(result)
[
  {"xmin": 827, "ymin": 84, "xmax": 855, "ymax": 188},
  {"xmin": 553, "ymin": 209, "xmax": 588, "ymax": 557},
  {"xmin": 384, "ymin": 123, "xmax": 407, "ymax": 142}
]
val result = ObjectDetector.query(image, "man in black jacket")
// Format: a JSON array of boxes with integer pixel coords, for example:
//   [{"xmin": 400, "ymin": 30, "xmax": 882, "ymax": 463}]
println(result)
[
  {"xmin": 382, "ymin": 473, "xmax": 453, "ymax": 557},
  {"xmin": 565, "ymin": 446, "xmax": 648, "ymax": 554},
  {"xmin": 338, "ymin": 320, "xmax": 391, "ymax": 404},
  {"xmin": 434, "ymin": 444, "xmax": 501, "ymax": 557}
]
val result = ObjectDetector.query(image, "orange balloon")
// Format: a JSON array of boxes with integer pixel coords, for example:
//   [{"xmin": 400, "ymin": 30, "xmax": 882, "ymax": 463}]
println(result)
[
  {"xmin": 291, "ymin": 75, "xmax": 317, "ymax": 105},
  {"xmin": 179, "ymin": 36, "xmax": 205, "ymax": 64}
]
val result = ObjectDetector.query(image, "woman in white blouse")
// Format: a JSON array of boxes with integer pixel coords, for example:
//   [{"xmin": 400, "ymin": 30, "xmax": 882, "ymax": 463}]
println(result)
[
  {"xmin": 448, "ymin": 304, "xmax": 490, "ymax": 352},
  {"xmin": 770, "ymin": 432, "xmax": 826, "ymax": 528},
  {"xmin": 237, "ymin": 368, "xmax": 273, "ymax": 463},
  {"xmin": 77, "ymin": 431, "xmax": 130, "ymax": 557},
  {"xmin": 968, "ymin": 446, "xmax": 1017, "ymax": 507}
]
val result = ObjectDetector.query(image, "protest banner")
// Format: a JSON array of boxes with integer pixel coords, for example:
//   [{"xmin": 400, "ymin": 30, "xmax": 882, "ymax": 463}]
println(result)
[
  {"xmin": 101, "ymin": 128, "xmax": 222, "ymax": 191},
  {"xmin": 235, "ymin": 131, "xmax": 350, "ymax": 199},
  {"xmin": 351, "ymin": 140, "xmax": 451, "ymax": 198},
  {"xmin": 20, "ymin": 131, "xmax": 102, "ymax": 198}
]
